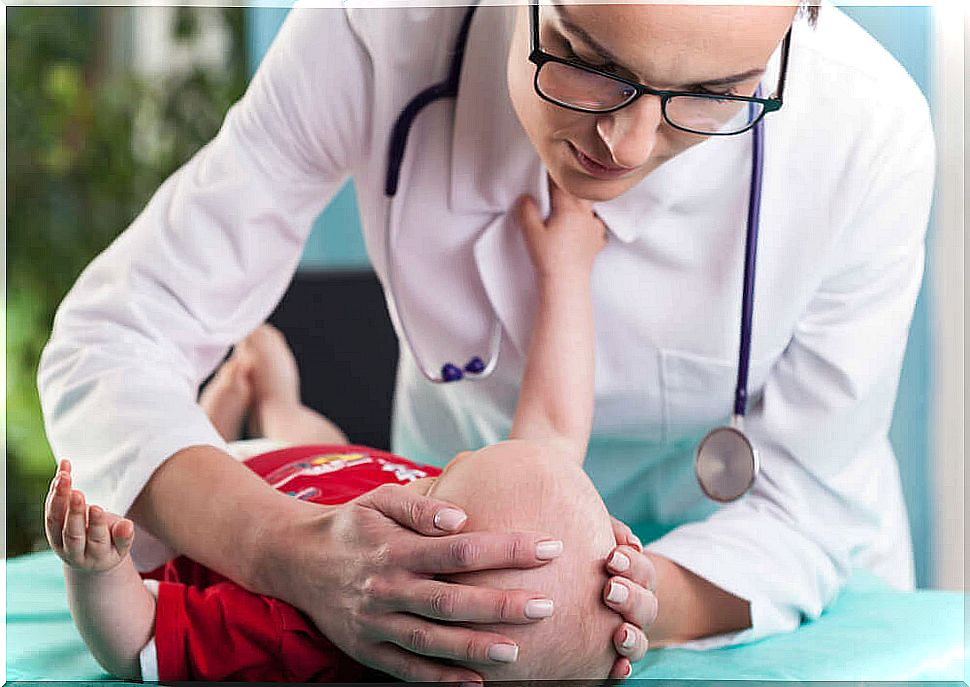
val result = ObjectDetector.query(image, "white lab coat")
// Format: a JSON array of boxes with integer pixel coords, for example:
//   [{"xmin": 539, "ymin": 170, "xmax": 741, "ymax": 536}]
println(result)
[{"xmin": 38, "ymin": 1, "xmax": 934, "ymax": 648}]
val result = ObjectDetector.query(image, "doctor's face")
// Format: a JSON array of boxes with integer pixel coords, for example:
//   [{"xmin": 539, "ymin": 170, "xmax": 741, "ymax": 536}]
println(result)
[{"xmin": 507, "ymin": 3, "xmax": 797, "ymax": 202}]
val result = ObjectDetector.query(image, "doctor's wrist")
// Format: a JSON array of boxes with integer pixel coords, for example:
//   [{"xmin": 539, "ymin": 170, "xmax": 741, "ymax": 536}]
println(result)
[
  {"xmin": 644, "ymin": 552, "xmax": 751, "ymax": 645},
  {"xmin": 250, "ymin": 499, "xmax": 337, "ymax": 601}
]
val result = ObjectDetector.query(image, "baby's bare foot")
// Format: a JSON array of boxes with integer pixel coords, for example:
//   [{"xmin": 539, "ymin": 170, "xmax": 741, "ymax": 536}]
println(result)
[
  {"xmin": 45, "ymin": 460, "xmax": 134, "ymax": 574},
  {"xmin": 236, "ymin": 324, "xmax": 301, "ymax": 407},
  {"xmin": 199, "ymin": 356, "xmax": 253, "ymax": 441},
  {"xmin": 235, "ymin": 324, "xmax": 303, "ymax": 437}
]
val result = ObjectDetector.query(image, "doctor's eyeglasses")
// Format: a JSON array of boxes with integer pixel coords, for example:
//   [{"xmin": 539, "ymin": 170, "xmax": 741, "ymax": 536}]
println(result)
[{"xmin": 528, "ymin": 2, "xmax": 791, "ymax": 136}]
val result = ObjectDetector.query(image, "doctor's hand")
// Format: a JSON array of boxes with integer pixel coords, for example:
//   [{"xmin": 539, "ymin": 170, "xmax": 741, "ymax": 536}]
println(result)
[
  {"xmin": 517, "ymin": 177, "xmax": 608, "ymax": 280},
  {"xmin": 603, "ymin": 516, "xmax": 656, "ymax": 678},
  {"xmin": 264, "ymin": 483, "xmax": 563, "ymax": 683}
]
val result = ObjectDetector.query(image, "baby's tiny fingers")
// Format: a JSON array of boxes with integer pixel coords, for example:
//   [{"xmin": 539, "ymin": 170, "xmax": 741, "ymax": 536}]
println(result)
[
  {"xmin": 63, "ymin": 490, "xmax": 88, "ymax": 562},
  {"xmin": 45, "ymin": 473, "xmax": 72, "ymax": 550},
  {"xmin": 86, "ymin": 505, "xmax": 112, "ymax": 558},
  {"xmin": 110, "ymin": 518, "xmax": 135, "ymax": 558}
]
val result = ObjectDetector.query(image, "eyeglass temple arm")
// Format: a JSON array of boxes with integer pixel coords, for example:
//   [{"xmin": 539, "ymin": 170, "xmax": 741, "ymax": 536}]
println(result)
[
  {"xmin": 530, "ymin": 0, "xmax": 539, "ymax": 53},
  {"xmin": 774, "ymin": 27, "xmax": 793, "ymax": 100}
]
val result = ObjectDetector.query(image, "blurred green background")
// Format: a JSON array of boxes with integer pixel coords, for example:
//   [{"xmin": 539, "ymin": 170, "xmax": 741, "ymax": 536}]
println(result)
[
  {"xmin": 5, "ymin": 6, "xmax": 954, "ymax": 592},
  {"xmin": 6, "ymin": 7, "xmax": 248, "ymax": 556}
]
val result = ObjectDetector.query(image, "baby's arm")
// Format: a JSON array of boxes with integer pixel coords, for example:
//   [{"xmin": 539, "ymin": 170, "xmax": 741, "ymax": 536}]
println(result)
[
  {"xmin": 44, "ymin": 460, "xmax": 156, "ymax": 680},
  {"xmin": 508, "ymin": 178, "xmax": 607, "ymax": 463}
]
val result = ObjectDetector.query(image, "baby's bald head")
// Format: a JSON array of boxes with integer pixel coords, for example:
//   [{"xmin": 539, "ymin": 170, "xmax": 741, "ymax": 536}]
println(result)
[{"xmin": 427, "ymin": 440, "xmax": 618, "ymax": 681}]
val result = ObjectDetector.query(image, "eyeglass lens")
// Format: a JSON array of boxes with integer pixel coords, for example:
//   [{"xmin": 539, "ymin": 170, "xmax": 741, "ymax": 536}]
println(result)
[
  {"xmin": 538, "ymin": 61, "xmax": 765, "ymax": 134},
  {"xmin": 534, "ymin": 7, "xmax": 766, "ymax": 135}
]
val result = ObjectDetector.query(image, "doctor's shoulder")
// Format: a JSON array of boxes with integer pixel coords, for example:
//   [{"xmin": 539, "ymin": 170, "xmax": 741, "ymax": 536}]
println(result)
[
  {"xmin": 793, "ymin": 4, "xmax": 933, "ymax": 150},
  {"xmin": 779, "ymin": 5, "xmax": 934, "ymax": 237}
]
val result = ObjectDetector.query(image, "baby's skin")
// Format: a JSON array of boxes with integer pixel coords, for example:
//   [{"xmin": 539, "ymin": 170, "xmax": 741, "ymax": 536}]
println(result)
[
  {"xmin": 44, "ymin": 178, "xmax": 656, "ymax": 682},
  {"xmin": 45, "ymin": 459, "xmax": 153, "ymax": 679},
  {"xmin": 46, "ymin": 439, "xmax": 621, "ymax": 682}
]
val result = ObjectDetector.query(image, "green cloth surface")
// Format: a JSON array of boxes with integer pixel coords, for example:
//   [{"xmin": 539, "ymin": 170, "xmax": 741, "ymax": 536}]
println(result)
[{"xmin": 6, "ymin": 550, "xmax": 966, "ymax": 683}]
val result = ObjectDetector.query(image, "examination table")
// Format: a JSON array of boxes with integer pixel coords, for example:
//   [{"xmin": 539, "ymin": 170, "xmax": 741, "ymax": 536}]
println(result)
[{"xmin": 9, "ymin": 270, "xmax": 965, "ymax": 683}]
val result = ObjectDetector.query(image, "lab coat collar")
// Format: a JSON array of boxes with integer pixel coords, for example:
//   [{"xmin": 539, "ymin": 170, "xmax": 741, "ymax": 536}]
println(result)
[{"xmin": 449, "ymin": 5, "xmax": 745, "ymax": 246}]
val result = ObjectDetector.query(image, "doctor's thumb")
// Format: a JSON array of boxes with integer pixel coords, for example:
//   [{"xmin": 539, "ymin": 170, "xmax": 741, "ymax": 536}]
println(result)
[{"xmin": 358, "ymin": 483, "xmax": 467, "ymax": 536}]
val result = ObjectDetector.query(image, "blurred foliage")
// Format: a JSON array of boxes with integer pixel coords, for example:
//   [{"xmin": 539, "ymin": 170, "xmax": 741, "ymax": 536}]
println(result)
[{"xmin": 7, "ymin": 7, "xmax": 248, "ymax": 556}]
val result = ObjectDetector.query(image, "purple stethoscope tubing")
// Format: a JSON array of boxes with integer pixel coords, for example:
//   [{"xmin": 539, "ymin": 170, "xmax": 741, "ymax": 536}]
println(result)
[
  {"xmin": 736, "ymin": 97, "xmax": 764, "ymax": 419},
  {"xmin": 384, "ymin": 3, "xmax": 766, "ymax": 437}
]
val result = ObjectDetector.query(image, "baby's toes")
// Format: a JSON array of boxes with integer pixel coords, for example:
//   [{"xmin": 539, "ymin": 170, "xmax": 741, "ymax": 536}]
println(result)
[{"xmin": 62, "ymin": 490, "xmax": 88, "ymax": 564}]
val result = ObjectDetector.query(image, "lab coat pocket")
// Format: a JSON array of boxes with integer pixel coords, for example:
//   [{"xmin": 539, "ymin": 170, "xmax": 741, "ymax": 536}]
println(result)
[{"xmin": 661, "ymin": 348, "xmax": 774, "ymax": 443}]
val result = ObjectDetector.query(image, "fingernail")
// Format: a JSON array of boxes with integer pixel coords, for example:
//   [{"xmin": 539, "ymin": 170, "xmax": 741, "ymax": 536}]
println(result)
[
  {"xmin": 535, "ymin": 540, "xmax": 563, "ymax": 560},
  {"xmin": 609, "ymin": 551, "xmax": 631, "ymax": 572},
  {"xmin": 624, "ymin": 662, "xmax": 633, "ymax": 678},
  {"xmin": 607, "ymin": 581, "xmax": 629, "ymax": 604},
  {"xmin": 630, "ymin": 534, "xmax": 643, "ymax": 552},
  {"xmin": 487, "ymin": 643, "xmax": 518, "ymax": 663},
  {"xmin": 433, "ymin": 508, "xmax": 466, "ymax": 531},
  {"xmin": 646, "ymin": 591, "xmax": 659, "ymax": 625},
  {"xmin": 524, "ymin": 599, "xmax": 554, "ymax": 619},
  {"xmin": 621, "ymin": 627, "xmax": 636, "ymax": 649}
]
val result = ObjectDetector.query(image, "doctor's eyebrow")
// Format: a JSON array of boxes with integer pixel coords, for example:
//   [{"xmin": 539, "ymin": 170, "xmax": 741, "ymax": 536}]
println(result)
[{"xmin": 550, "ymin": 4, "xmax": 766, "ymax": 90}]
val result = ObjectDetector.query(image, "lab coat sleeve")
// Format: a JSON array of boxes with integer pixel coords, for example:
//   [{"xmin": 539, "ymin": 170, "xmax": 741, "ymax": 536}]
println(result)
[
  {"xmin": 37, "ymin": 8, "xmax": 373, "ymax": 570},
  {"xmin": 645, "ymin": 99, "xmax": 936, "ymax": 647}
]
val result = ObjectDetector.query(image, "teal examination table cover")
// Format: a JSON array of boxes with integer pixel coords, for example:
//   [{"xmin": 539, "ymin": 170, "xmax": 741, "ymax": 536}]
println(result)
[{"xmin": 6, "ymin": 550, "xmax": 966, "ymax": 683}]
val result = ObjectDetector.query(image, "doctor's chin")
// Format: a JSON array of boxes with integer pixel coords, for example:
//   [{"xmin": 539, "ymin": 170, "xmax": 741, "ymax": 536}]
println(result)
[{"xmin": 7, "ymin": 3, "xmax": 965, "ymax": 685}]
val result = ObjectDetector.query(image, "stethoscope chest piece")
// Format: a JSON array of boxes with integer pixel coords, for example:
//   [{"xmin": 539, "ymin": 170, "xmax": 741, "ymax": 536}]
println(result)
[{"xmin": 694, "ymin": 420, "xmax": 760, "ymax": 503}]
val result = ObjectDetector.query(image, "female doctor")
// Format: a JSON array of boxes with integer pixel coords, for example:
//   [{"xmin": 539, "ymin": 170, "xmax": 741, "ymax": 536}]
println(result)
[{"xmin": 39, "ymin": 0, "xmax": 934, "ymax": 682}]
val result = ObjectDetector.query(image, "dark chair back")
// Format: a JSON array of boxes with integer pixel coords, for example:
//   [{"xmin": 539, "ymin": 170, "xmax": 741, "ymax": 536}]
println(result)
[{"xmin": 268, "ymin": 269, "xmax": 398, "ymax": 450}]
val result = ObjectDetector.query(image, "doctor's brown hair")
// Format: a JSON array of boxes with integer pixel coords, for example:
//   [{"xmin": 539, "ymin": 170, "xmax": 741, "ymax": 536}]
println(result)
[{"xmin": 801, "ymin": 0, "xmax": 821, "ymax": 26}]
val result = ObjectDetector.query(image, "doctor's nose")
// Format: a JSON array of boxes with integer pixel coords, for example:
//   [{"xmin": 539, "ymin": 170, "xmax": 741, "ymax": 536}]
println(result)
[{"xmin": 595, "ymin": 96, "xmax": 663, "ymax": 169}]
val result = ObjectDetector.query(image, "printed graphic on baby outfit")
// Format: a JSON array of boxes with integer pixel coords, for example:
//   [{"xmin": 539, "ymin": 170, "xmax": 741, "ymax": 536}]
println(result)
[
  {"xmin": 266, "ymin": 452, "xmax": 373, "ymax": 490},
  {"xmin": 376, "ymin": 458, "xmax": 428, "ymax": 483}
]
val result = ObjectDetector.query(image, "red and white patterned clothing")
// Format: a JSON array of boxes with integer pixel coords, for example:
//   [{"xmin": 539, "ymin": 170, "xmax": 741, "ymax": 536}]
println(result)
[{"xmin": 139, "ymin": 444, "xmax": 440, "ymax": 682}]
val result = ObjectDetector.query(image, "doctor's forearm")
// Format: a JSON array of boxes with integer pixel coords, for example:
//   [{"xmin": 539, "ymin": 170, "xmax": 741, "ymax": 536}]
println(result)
[
  {"xmin": 645, "ymin": 552, "xmax": 751, "ymax": 645},
  {"xmin": 129, "ymin": 444, "xmax": 319, "ymax": 592}
]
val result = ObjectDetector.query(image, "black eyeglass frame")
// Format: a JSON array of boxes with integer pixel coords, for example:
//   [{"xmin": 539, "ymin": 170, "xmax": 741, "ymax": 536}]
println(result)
[{"xmin": 527, "ymin": 1, "xmax": 791, "ymax": 136}]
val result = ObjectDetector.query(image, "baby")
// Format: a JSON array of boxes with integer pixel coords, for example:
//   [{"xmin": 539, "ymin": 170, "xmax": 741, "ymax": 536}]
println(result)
[{"xmin": 44, "ymin": 185, "xmax": 627, "ymax": 682}]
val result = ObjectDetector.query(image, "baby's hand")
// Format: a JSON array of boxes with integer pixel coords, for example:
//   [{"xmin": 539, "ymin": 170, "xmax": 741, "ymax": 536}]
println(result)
[
  {"xmin": 516, "ymin": 176, "xmax": 608, "ymax": 280},
  {"xmin": 45, "ymin": 460, "xmax": 135, "ymax": 574}
]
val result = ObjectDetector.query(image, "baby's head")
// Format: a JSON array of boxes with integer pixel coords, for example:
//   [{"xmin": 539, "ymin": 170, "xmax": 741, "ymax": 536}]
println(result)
[{"xmin": 427, "ymin": 440, "xmax": 618, "ymax": 682}]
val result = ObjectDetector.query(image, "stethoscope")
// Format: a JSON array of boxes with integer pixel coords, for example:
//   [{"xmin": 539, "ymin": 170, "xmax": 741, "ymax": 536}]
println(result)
[{"xmin": 384, "ymin": 4, "xmax": 762, "ymax": 503}]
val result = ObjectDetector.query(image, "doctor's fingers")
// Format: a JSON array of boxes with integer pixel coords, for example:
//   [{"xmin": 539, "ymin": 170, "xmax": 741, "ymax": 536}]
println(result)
[
  {"xmin": 400, "ymin": 530, "xmax": 564, "ymax": 575},
  {"xmin": 604, "ymin": 575, "xmax": 659, "ymax": 632},
  {"xmin": 373, "ymin": 613, "xmax": 520, "ymax": 667},
  {"xmin": 607, "ymin": 545, "xmax": 657, "ymax": 591},
  {"xmin": 357, "ymin": 483, "xmax": 469, "ymax": 536},
  {"xmin": 358, "ymin": 641, "xmax": 485, "ymax": 684},
  {"xmin": 612, "ymin": 622, "xmax": 649, "ymax": 663},
  {"xmin": 387, "ymin": 578, "xmax": 555, "ymax": 624}
]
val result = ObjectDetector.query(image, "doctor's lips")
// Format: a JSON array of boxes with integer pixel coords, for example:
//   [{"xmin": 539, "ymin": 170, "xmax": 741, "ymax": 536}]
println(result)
[{"xmin": 567, "ymin": 142, "xmax": 637, "ymax": 180}]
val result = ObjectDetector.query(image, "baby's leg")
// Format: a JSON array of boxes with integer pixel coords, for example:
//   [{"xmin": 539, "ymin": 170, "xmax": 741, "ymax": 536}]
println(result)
[
  {"xmin": 198, "ymin": 356, "xmax": 253, "ymax": 442},
  {"xmin": 45, "ymin": 460, "xmax": 156, "ymax": 680},
  {"xmin": 236, "ymin": 324, "xmax": 349, "ymax": 445}
]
